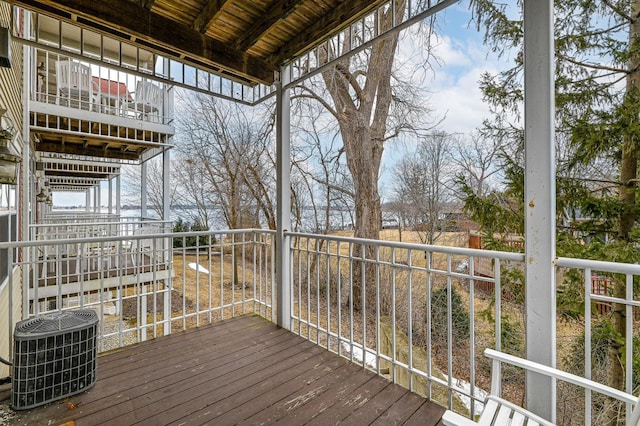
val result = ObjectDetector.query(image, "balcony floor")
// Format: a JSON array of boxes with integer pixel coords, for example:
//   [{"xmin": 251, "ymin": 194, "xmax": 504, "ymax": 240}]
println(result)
[{"xmin": 5, "ymin": 315, "xmax": 446, "ymax": 425}]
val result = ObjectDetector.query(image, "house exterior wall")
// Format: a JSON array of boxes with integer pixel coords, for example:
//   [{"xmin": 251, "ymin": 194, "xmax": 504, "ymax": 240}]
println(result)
[
  {"xmin": 0, "ymin": 2, "xmax": 24, "ymax": 141},
  {"xmin": 0, "ymin": 266, "xmax": 21, "ymax": 378},
  {"xmin": 0, "ymin": 1, "xmax": 26, "ymax": 378}
]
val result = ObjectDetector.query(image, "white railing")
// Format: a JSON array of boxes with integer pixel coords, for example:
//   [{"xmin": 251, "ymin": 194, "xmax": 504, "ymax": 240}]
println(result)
[
  {"xmin": 16, "ymin": 8, "xmax": 273, "ymax": 106},
  {"xmin": 31, "ymin": 47, "xmax": 173, "ymax": 126},
  {"xmin": 40, "ymin": 213, "xmax": 121, "ymax": 224},
  {"xmin": 32, "ymin": 218, "xmax": 172, "ymax": 241},
  {"xmin": 285, "ymin": 231, "xmax": 522, "ymax": 420},
  {"xmin": 30, "ymin": 218, "xmax": 172, "ymax": 264},
  {"xmin": 1, "ymin": 229, "xmax": 638, "ymax": 425},
  {"xmin": 284, "ymin": 232, "xmax": 640, "ymax": 426},
  {"xmin": 0, "ymin": 229, "xmax": 275, "ymax": 354},
  {"xmin": 556, "ymin": 257, "xmax": 640, "ymax": 425}
]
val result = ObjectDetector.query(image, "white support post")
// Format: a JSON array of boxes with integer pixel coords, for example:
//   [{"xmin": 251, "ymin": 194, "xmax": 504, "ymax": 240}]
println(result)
[
  {"xmin": 108, "ymin": 177, "xmax": 113, "ymax": 214},
  {"xmin": 96, "ymin": 184, "xmax": 101, "ymax": 213},
  {"xmin": 85, "ymin": 189, "xmax": 90, "ymax": 212},
  {"xmin": 163, "ymin": 136, "xmax": 171, "ymax": 222},
  {"xmin": 116, "ymin": 175, "xmax": 121, "ymax": 216},
  {"xmin": 21, "ymin": 43, "xmax": 33, "ymax": 319},
  {"xmin": 524, "ymin": 0, "xmax": 556, "ymax": 421},
  {"xmin": 276, "ymin": 67, "xmax": 291, "ymax": 330},
  {"xmin": 162, "ymin": 146, "xmax": 171, "ymax": 335},
  {"xmin": 159, "ymin": 77, "xmax": 173, "ymax": 336},
  {"xmin": 141, "ymin": 161, "xmax": 148, "ymax": 219}
]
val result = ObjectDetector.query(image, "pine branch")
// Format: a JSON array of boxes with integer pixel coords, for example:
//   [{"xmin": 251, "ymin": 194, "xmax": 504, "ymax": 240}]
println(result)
[
  {"xmin": 557, "ymin": 52, "xmax": 627, "ymax": 74},
  {"xmin": 557, "ymin": 21, "xmax": 628, "ymax": 43},
  {"xmin": 602, "ymin": 0, "xmax": 633, "ymax": 22}
]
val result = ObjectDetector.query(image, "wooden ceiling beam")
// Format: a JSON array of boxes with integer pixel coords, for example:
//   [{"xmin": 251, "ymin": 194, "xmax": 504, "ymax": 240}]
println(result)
[
  {"xmin": 235, "ymin": 0, "xmax": 299, "ymax": 51},
  {"xmin": 272, "ymin": 0, "xmax": 384, "ymax": 65},
  {"xmin": 45, "ymin": 170, "xmax": 112, "ymax": 179},
  {"xmin": 14, "ymin": 0, "xmax": 275, "ymax": 84},
  {"xmin": 37, "ymin": 142, "xmax": 140, "ymax": 161},
  {"xmin": 193, "ymin": 0, "xmax": 228, "ymax": 34},
  {"xmin": 141, "ymin": 0, "xmax": 156, "ymax": 9}
]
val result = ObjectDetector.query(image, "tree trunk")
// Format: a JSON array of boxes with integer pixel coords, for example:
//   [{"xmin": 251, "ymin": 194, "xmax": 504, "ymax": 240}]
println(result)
[
  {"xmin": 607, "ymin": 2, "xmax": 640, "ymax": 424},
  {"xmin": 347, "ymin": 124, "xmax": 382, "ymax": 311},
  {"xmin": 320, "ymin": 0, "xmax": 404, "ymax": 312}
]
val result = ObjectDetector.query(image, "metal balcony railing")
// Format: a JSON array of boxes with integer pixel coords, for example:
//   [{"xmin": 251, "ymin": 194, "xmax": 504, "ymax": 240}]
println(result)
[
  {"xmin": 32, "ymin": 217, "xmax": 172, "ymax": 241},
  {"xmin": 28, "ymin": 48, "xmax": 174, "ymax": 163},
  {"xmin": 31, "ymin": 48, "xmax": 173, "ymax": 126},
  {"xmin": 0, "ymin": 229, "xmax": 275, "ymax": 352},
  {"xmin": 1, "ymin": 229, "xmax": 639, "ymax": 424}
]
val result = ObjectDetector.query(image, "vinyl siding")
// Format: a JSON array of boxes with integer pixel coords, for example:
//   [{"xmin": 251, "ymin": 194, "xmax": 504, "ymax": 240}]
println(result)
[{"xmin": 0, "ymin": 0, "xmax": 25, "ymax": 378}]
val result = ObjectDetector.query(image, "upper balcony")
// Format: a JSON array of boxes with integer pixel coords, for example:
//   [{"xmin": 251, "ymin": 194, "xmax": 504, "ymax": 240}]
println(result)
[{"xmin": 28, "ymin": 45, "xmax": 174, "ymax": 164}]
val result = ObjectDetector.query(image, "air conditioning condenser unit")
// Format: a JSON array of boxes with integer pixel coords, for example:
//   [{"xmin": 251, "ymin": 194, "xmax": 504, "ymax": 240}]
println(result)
[{"xmin": 12, "ymin": 310, "xmax": 98, "ymax": 410}]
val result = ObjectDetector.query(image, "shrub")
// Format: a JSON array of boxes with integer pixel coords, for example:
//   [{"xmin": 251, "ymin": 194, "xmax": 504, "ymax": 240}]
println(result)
[
  {"xmin": 429, "ymin": 285, "xmax": 470, "ymax": 346},
  {"xmin": 172, "ymin": 218, "xmax": 214, "ymax": 248}
]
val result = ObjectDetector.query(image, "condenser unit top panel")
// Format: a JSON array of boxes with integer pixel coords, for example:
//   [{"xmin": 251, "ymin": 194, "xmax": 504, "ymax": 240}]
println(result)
[{"xmin": 15, "ymin": 310, "xmax": 98, "ymax": 338}]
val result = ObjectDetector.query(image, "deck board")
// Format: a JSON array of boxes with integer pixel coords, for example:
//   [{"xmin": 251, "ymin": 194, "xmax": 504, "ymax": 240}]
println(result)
[{"xmin": 10, "ymin": 315, "xmax": 446, "ymax": 425}]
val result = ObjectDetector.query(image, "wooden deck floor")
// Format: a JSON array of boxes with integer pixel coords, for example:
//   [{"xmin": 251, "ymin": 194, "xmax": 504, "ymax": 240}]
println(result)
[{"xmin": 7, "ymin": 315, "xmax": 446, "ymax": 425}]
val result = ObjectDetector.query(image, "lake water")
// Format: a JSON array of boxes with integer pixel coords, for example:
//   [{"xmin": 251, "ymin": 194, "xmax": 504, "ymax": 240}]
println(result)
[{"xmin": 53, "ymin": 207, "xmax": 395, "ymax": 233}]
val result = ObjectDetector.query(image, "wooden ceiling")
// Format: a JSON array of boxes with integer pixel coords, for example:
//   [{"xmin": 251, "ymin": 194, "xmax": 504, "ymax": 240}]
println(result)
[{"xmin": 14, "ymin": 0, "xmax": 389, "ymax": 85}]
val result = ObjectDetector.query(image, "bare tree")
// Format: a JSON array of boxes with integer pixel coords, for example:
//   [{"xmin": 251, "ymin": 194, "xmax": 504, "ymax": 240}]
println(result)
[
  {"xmin": 392, "ymin": 131, "xmax": 456, "ymax": 245},
  {"xmin": 172, "ymin": 157, "xmax": 214, "ymax": 229},
  {"xmin": 175, "ymin": 94, "xmax": 274, "ymax": 231},
  {"xmin": 175, "ymin": 94, "xmax": 275, "ymax": 285},
  {"xmin": 293, "ymin": 0, "xmax": 437, "ymax": 309},
  {"xmin": 121, "ymin": 156, "xmax": 175, "ymax": 219},
  {"xmin": 454, "ymin": 132, "xmax": 505, "ymax": 199},
  {"xmin": 291, "ymin": 104, "xmax": 354, "ymax": 233}
]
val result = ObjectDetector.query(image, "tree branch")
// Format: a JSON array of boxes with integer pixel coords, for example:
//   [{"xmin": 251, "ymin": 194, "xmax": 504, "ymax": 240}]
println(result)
[
  {"xmin": 291, "ymin": 87, "xmax": 338, "ymax": 118},
  {"xmin": 557, "ymin": 52, "xmax": 627, "ymax": 74},
  {"xmin": 602, "ymin": 0, "xmax": 633, "ymax": 22}
]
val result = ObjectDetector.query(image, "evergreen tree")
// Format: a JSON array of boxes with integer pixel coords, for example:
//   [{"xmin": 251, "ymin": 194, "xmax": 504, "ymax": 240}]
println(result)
[{"xmin": 466, "ymin": 1, "xmax": 640, "ymax": 415}]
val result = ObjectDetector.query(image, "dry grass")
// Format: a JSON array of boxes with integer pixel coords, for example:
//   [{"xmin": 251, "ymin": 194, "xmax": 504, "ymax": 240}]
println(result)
[
  {"xmin": 118, "ymin": 250, "xmax": 272, "ymax": 335},
  {"xmin": 171, "ymin": 251, "xmax": 269, "ymax": 322}
]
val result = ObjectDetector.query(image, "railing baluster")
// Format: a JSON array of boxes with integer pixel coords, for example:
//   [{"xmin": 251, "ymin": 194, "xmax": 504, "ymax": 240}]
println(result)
[
  {"xmin": 584, "ymin": 267, "xmax": 592, "ymax": 426},
  {"xmin": 626, "ymin": 273, "xmax": 633, "ymax": 422},
  {"xmin": 446, "ymin": 253, "xmax": 453, "ymax": 409}
]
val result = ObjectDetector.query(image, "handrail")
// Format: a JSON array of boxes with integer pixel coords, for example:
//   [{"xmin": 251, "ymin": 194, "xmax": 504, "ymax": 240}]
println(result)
[
  {"xmin": 0, "ymin": 228, "xmax": 274, "ymax": 249},
  {"xmin": 285, "ymin": 230, "xmax": 524, "ymax": 261},
  {"xmin": 30, "ymin": 219, "xmax": 173, "ymax": 228},
  {"xmin": 485, "ymin": 349, "xmax": 638, "ymax": 405}
]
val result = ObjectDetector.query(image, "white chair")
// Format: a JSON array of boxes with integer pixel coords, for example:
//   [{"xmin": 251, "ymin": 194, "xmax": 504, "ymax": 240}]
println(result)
[
  {"xmin": 442, "ymin": 348, "xmax": 640, "ymax": 426},
  {"xmin": 55, "ymin": 59, "xmax": 100, "ymax": 111},
  {"xmin": 128, "ymin": 80, "xmax": 163, "ymax": 121}
]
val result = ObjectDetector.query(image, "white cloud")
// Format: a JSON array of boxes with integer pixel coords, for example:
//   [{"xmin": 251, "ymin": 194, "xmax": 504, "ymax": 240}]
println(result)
[
  {"xmin": 380, "ymin": 17, "xmax": 507, "ymax": 193},
  {"xmin": 397, "ymin": 29, "xmax": 504, "ymax": 136},
  {"xmin": 430, "ymin": 60, "xmax": 496, "ymax": 135}
]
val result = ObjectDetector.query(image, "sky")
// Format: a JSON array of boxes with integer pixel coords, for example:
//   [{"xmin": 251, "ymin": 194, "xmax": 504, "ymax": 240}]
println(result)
[
  {"xmin": 379, "ymin": 1, "xmax": 505, "ymax": 198},
  {"xmin": 53, "ymin": 1, "xmax": 504, "ymax": 208},
  {"xmin": 415, "ymin": 2, "xmax": 497, "ymax": 133}
]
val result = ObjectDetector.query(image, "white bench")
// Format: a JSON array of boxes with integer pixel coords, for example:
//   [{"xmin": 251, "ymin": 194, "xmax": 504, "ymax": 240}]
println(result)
[{"xmin": 442, "ymin": 348, "xmax": 640, "ymax": 426}]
